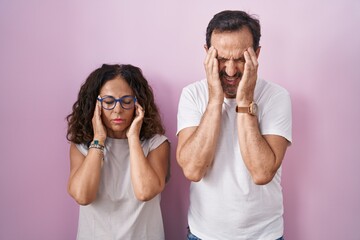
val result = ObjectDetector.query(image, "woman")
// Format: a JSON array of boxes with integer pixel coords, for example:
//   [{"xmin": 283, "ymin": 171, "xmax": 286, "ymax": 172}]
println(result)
[{"xmin": 66, "ymin": 64, "xmax": 170, "ymax": 240}]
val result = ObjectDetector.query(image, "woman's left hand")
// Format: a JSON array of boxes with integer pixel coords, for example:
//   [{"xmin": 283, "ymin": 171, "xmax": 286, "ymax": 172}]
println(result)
[{"xmin": 126, "ymin": 102, "xmax": 145, "ymax": 138}]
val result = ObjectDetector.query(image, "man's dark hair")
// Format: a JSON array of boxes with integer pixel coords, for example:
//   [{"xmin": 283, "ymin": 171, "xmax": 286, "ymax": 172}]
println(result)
[{"xmin": 206, "ymin": 10, "xmax": 261, "ymax": 50}]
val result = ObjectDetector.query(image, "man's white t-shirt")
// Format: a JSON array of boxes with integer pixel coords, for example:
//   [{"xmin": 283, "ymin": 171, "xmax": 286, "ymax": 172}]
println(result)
[{"xmin": 177, "ymin": 78, "xmax": 292, "ymax": 240}]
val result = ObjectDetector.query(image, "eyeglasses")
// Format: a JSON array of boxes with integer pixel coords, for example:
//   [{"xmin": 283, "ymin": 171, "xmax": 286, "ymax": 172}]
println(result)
[{"xmin": 97, "ymin": 95, "xmax": 137, "ymax": 110}]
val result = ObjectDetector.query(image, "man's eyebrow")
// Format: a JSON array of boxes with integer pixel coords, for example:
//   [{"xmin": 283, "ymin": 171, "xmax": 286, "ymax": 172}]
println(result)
[
  {"xmin": 216, "ymin": 54, "xmax": 245, "ymax": 60},
  {"xmin": 236, "ymin": 55, "xmax": 246, "ymax": 60},
  {"xmin": 216, "ymin": 56, "xmax": 229, "ymax": 60}
]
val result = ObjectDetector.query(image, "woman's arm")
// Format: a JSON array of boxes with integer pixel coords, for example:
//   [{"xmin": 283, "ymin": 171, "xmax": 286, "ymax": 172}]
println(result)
[
  {"xmin": 67, "ymin": 101, "xmax": 106, "ymax": 205},
  {"xmin": 128, "ymin": 139, "xmax": 170, "ymax": 201},
  {"xmin": 126, "ymin": 102, "xmax": 170, "ymax": 201},
  {"xmin": 67, "ymin": 143, "xmax": 103, "ymax": 205}
]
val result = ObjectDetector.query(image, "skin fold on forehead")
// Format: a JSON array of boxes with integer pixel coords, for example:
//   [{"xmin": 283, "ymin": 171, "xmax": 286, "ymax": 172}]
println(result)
[{"xmin": 211, "ymin": 28, "xmax": 254, "ymax": 60}]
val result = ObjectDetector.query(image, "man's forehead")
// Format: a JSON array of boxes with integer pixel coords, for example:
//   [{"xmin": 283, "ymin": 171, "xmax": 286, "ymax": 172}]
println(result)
[
  {"xmin": 210, "ymin": 30, "xmax": 253, "ymax": 58},
  {"xmin": 216, "ymin": 48, "xmax": 246, "ymax": 59},
  {"xmin": 211, "ymin": 28, "xmax": 253, "ymax": 44}
]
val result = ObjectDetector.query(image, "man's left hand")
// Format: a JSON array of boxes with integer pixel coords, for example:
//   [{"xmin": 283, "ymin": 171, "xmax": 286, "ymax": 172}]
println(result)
[{"xmin": 236, "ymin": 47, "xmax": 259, "ymax": 104}]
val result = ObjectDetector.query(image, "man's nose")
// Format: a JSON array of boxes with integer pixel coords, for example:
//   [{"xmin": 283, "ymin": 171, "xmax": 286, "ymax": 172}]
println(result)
[{"xmin": 225, "ymin": 60, "xmax": 237, "ymax": 77}]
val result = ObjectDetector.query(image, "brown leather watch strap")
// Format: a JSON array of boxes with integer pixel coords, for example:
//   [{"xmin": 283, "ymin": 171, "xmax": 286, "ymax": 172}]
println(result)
[
  {"xmin": 235, "ymin": 106, "xmax": 249, "ymax": 113},
  {"xmin": 235, "ymin": 102, "xmax": 258, "ymax": 116}
]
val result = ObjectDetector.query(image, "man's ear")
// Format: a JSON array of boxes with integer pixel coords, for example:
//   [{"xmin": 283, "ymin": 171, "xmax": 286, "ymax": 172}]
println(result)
[
  {"xmin": 255, "ymin": 46, "xmax": 261, "ymax": 58},
  {"xmin": 204, "ymin": 44, "xmax": 208, "ymax": 52}
]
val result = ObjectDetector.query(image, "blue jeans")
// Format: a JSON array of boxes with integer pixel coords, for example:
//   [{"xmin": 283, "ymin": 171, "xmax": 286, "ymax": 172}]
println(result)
[
  {"xmin": 187, "ymin": 231, "xmax": 201, "ymax": 240},
  {"xmin": 186, "ymin": 228, "xmax": 284, "ymax": 240}
]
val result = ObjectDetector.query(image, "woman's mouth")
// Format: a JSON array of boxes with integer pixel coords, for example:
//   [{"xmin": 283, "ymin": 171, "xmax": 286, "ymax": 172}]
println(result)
[{"xmin": 113, "ymin": 118, "xmax": 124, "ymax": 124}]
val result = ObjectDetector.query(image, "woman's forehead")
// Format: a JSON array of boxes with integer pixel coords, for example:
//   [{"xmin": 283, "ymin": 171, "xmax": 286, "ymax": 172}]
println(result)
[{"xmin": 100, "ymin": 77, "xmax": 134, "ymax": 96}]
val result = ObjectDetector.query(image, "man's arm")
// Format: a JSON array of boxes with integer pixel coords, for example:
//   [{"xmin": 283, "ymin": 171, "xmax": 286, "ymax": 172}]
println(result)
[
  {"xmin": 237, "ymin": 115, "xmax": 289, "ymax": 185},
  {"xmin": 236, "ymin": 47, "xmax": 289, "ymax": 185},
  {"xmin": 176, "ymin": 102, "xmax": 222, "ymax": 182},
  {"xmin": 176, "ymin": 47, "xmax": 223, "ymax": 182}
]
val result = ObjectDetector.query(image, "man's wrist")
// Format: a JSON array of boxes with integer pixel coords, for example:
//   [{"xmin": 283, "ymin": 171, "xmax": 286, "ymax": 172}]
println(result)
[
  {"xmin": 236, "ymin": 97, "xmax": 253, "ymax": 106},
  {"xmin": 209, "ymin": 98, "xmax": 224, "ymax": 106},
  {"xmin": 236, "ymin": 101, "xmax": 258, "ymax": 116}
]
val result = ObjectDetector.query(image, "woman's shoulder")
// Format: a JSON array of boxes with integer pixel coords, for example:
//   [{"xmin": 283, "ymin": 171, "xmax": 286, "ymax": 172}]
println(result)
[
  {"xmin": 145, "ymin": 134, "xmax": 169, "ymax": 150},
  {"xmin": 74, "ymin": 142, "xmax": 88, "ymax": 156}
]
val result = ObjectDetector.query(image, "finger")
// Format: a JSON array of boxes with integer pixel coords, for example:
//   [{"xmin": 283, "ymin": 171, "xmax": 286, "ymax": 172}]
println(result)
[
  {"xmin": 205, "ymin": 47, "xmax": 218, "ymax": 76},
  {"xmin": 243, "ymin": 50, "xmax": 254, "ymax": 72},
  {"xmin": 92, "ymin": 101, "xmax": 101, "ymax": 129},
  {"xmin": 97, "ymin": 95, "xmax": 101, "ymax": 106},
  {"xmin": 135, "ymin": 102, "xmax": 145, "ymax": 116},
  {"xmin": 204, "ymin": 46, "xmax": 216, "ymax": 67},
  {"xmin": 211, "ymin": 54, "xmax": 219, "ymax": 76},
  {"xmin": 204, "ymin": 47, "xmax": 214, "ymax": 67},
  {"xmin": 95, "ymin": 96, "xmax": 102, "ymax": 115},
  {"xmin": 247, "ymin": 47, "xmax": 259, "ymax": 68},
  {"xmin": 94, "ymin": 101, "xmax": 101, "ymax": 118},
  {"xmin": 135, "ymin": 102, "xmax": 142, "ymax": 111}
]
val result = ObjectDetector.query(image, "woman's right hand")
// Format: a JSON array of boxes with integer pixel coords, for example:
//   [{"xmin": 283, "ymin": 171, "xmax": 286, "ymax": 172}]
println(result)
[{"xmin": 92, "ymin": 97, "xmax": 107, "ymax": 143}]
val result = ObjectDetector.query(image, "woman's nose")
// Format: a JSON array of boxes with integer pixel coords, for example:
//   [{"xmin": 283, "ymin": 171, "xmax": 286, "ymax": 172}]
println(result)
[{"xmin": 113, "ymin": 101, "xmax": 123, "ymax": 113}]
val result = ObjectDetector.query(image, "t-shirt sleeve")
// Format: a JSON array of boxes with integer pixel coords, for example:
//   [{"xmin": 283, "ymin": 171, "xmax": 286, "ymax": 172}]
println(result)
[
  {"xmin": 75, "ymin": 143, "xmax": 88, "ymax": 156},
  {"xmin": 260, "ymin": 90, "xmax": 292, "ymax": 143},
  {"xmin": 177, "ymin": 87, "xmax": 203, "ymax": 135},
  {"xmin": 148, "ymin": 134, "xmax": 169, "ymax": 151}
]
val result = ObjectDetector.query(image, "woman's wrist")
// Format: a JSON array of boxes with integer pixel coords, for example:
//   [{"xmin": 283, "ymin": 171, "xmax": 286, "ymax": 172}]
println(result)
[
  {"xmin": 127, "ymin": 134, "xmax": 141, "ymax": 146},
  {"xmin": 89, "ymin": 140, "xmax": 104, "ymax": 151},
  {"xmin": 90, "ymin": 138, "xmax": 105, "ymax": 151},
  {"xmin": 89, "ymin": 140, "xmax": 105, "ymax": 162},
  {"xmin": 92, "ymin": 137, "xmax": 105, "ymax": 146}
]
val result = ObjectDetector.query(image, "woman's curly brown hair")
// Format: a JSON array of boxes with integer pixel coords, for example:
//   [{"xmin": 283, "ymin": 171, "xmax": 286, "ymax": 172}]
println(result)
[{"xmin": 66, "ymin": 64, "xmax": 165, "ymax": 144}]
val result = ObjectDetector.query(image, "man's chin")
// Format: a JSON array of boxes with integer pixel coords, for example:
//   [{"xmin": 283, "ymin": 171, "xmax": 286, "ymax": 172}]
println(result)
[
  {"xmin": 224, "ymin": 89, "xmax": 237, "ymax": 98},
  {"xmin": 222, "ymin": 85, "xmax": 237, "ymax": 98}
]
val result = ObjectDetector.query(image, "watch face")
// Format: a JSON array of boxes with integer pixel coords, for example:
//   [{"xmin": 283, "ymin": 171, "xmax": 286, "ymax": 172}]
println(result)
[{"xmin": 250, "ymin": 102, "xmax": 258, "ymax": 115}]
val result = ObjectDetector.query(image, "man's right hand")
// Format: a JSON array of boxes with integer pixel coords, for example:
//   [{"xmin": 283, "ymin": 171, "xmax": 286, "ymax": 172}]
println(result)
[{"xmin": 204, "ymin": 46, "xmax": 224, "ymax": 103}]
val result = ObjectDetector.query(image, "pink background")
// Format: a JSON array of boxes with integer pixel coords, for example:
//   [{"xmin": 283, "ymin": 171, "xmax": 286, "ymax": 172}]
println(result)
[{"xmin": 1, "ymin": 0, "xmax": 359, "ymax": 239}]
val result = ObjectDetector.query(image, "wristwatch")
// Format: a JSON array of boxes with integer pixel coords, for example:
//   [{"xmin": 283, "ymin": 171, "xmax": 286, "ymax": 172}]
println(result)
[{"xmin": 235, "ymin": 102, "xmax": 258, "ymax": 116}]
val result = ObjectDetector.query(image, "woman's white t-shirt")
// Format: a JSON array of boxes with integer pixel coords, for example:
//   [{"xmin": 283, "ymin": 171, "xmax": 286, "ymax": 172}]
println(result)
[{"xmin": 75, "ymin": 134, "xmax": 167, "ymax": 240}]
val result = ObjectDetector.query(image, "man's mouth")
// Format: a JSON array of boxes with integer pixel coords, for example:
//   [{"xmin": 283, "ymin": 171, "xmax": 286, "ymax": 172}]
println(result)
[
  {"xmin": 222, "ymin": 76, "xmax": 240, "ymax": 85},
  {"xmin": 220, "ymin": 71, "xmax": 242, "ymax": 82}
]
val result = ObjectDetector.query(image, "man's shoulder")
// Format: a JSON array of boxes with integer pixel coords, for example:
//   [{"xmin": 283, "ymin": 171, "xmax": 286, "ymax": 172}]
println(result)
[
  {"xmin": 179, "ymin": 79, "xmax": 209, "ymax": 105},
  {"xmin": 182, "ymin": 79, "xmax": 208, "ymax": 92},
  {"xmin": 256, "ymin": 78, "xmax": 290, "ymax": 96}
]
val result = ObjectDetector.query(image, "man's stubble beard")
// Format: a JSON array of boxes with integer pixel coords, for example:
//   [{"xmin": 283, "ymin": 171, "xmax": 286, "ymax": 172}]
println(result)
[{"xmin": 219, "ymin": 71, "xmax": 242, "ymax": 98}]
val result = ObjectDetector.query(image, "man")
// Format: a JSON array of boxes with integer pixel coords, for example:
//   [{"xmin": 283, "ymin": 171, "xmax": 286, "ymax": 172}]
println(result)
[{"xmin": 176, "ymin": 10, "xmax": 292, "ymax": 240}]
